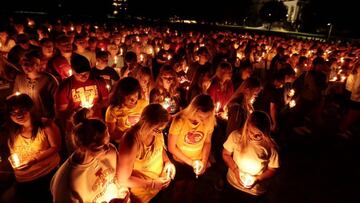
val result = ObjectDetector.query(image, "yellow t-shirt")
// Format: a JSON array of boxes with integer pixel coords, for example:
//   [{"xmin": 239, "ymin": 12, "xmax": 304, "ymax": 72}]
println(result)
[
  {"xmin": 169, "ymin": 116, "xmax": 213, "ymax": 162},
  {"xmin": 105, "ymin": 99, "xmax": 148, "ymax": 139},
  {"xmin": 223, "ymin": 130, "xmax": 279, "ymax": 196},
  {"xmin": 131, "ymin": 133, "xmax": 166, "ymax": 203},
  {"xmin": 9, "ymin": 128, "xmax": 60, "ymax": 182}
]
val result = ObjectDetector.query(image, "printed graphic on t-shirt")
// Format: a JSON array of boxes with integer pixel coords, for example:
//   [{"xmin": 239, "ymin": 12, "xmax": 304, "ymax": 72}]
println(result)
[
  {"xmin": 184, "ymin": 131, "xmax": 204, "ymax": 144},
  {"xmin": 72, "ymin": 85, "xmax": 98, "ymax": 103},
  {"xmin": 92, "ymin": 167, "xmax": 115, "ymax": 191},
  {"xmin": 125, "ymin": 113, "xmax": 141, "ymax": 127}
]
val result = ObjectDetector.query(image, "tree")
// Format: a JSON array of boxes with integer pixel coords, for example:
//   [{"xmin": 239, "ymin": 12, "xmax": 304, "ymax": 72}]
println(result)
[{"xmin": 259, "ymin": 0, "xmax": 287, "ymax": 30}]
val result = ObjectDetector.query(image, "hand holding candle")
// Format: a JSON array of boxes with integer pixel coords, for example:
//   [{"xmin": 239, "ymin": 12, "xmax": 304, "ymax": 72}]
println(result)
[
  {"xmin": 192, "ymin": 160, "xmax": 203, "ymax": 178},
  {"xmin": 164, "ymin": 162, "xmax": 176, "ymax": 180},
  {"xmin": 288, "ymin": 89, "xmax": 295, "ymax": 97},
  {"xmin": 289, "ymin": 100, "xmax": 296, "ymax": 108},
  {"xmin": 239, "ymin": 171, "xmax": 256, "ymax": 188}
]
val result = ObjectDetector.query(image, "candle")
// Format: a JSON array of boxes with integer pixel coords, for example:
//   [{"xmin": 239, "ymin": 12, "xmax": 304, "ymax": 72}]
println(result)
[
  {"xmin": 140, "ymin": 54, "xmax": 144, "ymax": 62},
  {"xmin": 70, "ymin": 26, "xmax": 74, "ymax": 31},
  {"xmin": 164, "ymin": 163, "xmax": 176, "ymax": 180},
  {"xmin": 184, "ymin": 66, "xmax": 189, "ymax": 74},
  {"xmin": 80, "ymin": 92, "xmax": 94, "ymax": 109},
  {"xmin": 239, "ymin": 171, "xmax": 256, "ymax": 188},
  {"xmin": 249, "ymin": 97, "xmax": 255, "ymax": 105},
  {"xmin": 101, "ymin": 182, "xmax": 119, "ymax": 203},
  {"xmin": 136, "ymin": 36, "xmax": 140, "ymax": 42},
  {"xmin": 192, "ymin": 160, "xmax": 203, "ymax": 178},
  {"xmin": 289, "ymin": 100, "xmax": 296, "ymax": 108},
  {"xmin": 294, "ymin": 68, "xmax": 298, "ymax": 74},
  {"xmin": 340, "ymin": 57, "xmax": 344, "ymax": 64},
  {"xmin": 167, "ymin": 54, "xmax": 172, "ymax": 61},
  {"xmin": 120, "ymin": 48, "xmax": 123, "ymax": 56},
  {"xmin": 162, "ymin": 97, "xmax": 171, "ymax": 110},
  {"xmin": 8, "ymin": 153, "xmax": 21, "ymax": 168},
  {"xmin": 15, "ymin": 91, "xmax": 21, "ymax": 96},
  {"xmin": 215, "ymin": 102, "xmax": 221, "ymax": 113},
  {"xmin": 106, "ymin": 84, "xmax": 111, "ymax": 91},
  {"xmin": 340, "ymin": 75, "xmax": 347, "ymax": 82},
  {"xmin": 330, "ymin": 76, "xmax": 338, "ymax": 82},
  {"xmin": 68, "ymin": 69, "xmax": 73, "ymax": 77},
  {"xmin": 288, "ymin": 89, "xmax": 295, "ymax": 97}
]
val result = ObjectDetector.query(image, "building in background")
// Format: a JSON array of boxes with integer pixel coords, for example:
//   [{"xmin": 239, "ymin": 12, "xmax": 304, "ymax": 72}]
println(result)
[{"xmin": 113, "ymin": 0, "xmax": 128, "ymax": 15}]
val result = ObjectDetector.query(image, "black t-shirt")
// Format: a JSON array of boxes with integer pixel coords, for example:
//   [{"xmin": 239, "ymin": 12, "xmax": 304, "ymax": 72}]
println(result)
[
  {"xmin": 256, "ymin": 82, "xmax": 284, "ymax": 114},
  {"xmin": 91, "ymin": 66, "xmax": 120, "ymax": 85}
]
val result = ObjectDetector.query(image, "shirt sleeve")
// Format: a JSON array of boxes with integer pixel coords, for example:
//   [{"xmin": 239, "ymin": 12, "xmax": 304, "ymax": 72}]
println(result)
[
  {"xmin": 268, "ymin": 147, "xmax": 280, "ymax": 169},
  {"xmin": 169, "ymin": 117, "xmax": 182, "ymax": 137},
  {"xmin": 55, "ymin": 82, "xmax": 70, "ymax": 107},
  {"xmin": 223, "ymin": 132, "xmax": 236, "ymax": 153},
  {"xmin": 105, "ymin": 106, "xmax": 116, "ymax": 123}
]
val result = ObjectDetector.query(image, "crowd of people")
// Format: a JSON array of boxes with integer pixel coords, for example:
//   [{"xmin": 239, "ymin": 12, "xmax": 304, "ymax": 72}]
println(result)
[{"xmin": 0, "ymin": 17, "xmax": 359, "ymax": 203}]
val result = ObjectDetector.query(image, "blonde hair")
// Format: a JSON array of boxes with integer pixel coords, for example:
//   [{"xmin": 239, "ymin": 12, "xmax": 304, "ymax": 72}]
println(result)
[
  {"xmin": 174, "ymin": 94, "xmax": 216, "ymax": 129},
  {"xmin": 236, "ymin": 111, "xmax": 277, "ymax": 153}
]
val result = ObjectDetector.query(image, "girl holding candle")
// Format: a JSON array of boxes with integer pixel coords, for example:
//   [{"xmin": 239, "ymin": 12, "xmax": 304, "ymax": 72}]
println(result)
[
  {"xmin": 207, "ymin": 61, "xmax": 234, "ymax": 112},
  {"xmin": 222, "ymin": 111, "xmax": 279, "ymax": 203},
  {"xmin": 5, "ymin": 93, "xmax": 61, "ymax": 203},
  {"xmin": 151, "ymin": 65, "xmax": 183, "ymax": 114},
  {"xmin": 168, "ymin": 94, "xmax": 216, "ymax": 179},
  {"xmin": 51, "ymin": 111, "xmax": 123, "ymax": 203},
  {"xmin": 116, "ymin": 104, "xmax": 174, "ymax": 203},
  {"xmin": 106, "ymin": 77, "xmax": 148, "ymax": 143}
]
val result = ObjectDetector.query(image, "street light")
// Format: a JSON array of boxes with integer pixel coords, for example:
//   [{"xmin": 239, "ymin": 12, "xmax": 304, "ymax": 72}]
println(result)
[{"xmin": 327, "ymin": 23, "xmax": 333, "ymax": 41}]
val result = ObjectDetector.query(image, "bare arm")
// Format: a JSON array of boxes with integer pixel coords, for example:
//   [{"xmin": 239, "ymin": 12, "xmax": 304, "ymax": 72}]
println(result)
[
  {"xmin": 168, "ymin": 133, "xmax": 193, "ymax": 166},
  {"xmin": 256, "ymin": 168, "xmax": 277, "ymax": 182},
  {"xmin": 270, "ymin": 102, "xmax": 277, "ymax": 131},
  {"xmin": 116, "ymin": 138, "xmax": 152, "ymax": 188},
  {"xmin": 29, "ymin": 122, "xmax": 61, "ymax": 164},
  {"xmin": 201, "ymin": 132, "xmax": 212, "ymax": 167}
]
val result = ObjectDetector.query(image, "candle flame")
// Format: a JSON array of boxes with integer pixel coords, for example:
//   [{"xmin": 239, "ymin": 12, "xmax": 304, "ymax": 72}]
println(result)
[
  {"xmin": 288, "ymin": 89, "xmax": 295, "ymax": 97},
  {"xmin": 289, "ymin": 100, "xmax": 296, "ymax": 108}
]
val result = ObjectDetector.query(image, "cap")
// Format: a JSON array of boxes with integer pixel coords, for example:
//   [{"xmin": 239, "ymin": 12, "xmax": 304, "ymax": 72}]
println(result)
[{"xmin": 71, "ymin": 54, "xmax": 91, "ymax": 73}]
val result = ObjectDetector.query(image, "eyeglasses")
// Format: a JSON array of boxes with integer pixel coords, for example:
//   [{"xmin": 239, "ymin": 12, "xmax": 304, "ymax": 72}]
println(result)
[
  {"xmin": 10, "ymin": 108, "xmax": 28, "ymax": 117},
  {"xmin": 162, "ymin": 76, "xmax": 174, "ymax": 81}
]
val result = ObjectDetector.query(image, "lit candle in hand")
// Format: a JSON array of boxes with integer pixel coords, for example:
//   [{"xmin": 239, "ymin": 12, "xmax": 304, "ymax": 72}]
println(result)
[
  {"xmin": 164, "ymin": 162, "xmax": 176, "ymax": 180},
  {"xmin": 192, "ymin": 160, "xmax": 203, "ymax": 178},
  {"xmin": 239, "ymin": 171, "xmax": 256, "ymax": 188},
  {"xmin": 288, "ymin": 89, "xmax": 295, "ymax": 97},
  {"xmin": 9, "ymin": 153, "xmax": 21, "ymax": 169},
  {"xmin": 289, "ymin": 100, "xmax": 296, "ymax": 108}
]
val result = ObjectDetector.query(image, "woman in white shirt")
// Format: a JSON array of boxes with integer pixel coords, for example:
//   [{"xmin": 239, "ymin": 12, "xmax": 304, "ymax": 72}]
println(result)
[{"xmin": 222, "ymin": 111, "xmax": 279, "ymax": 203}]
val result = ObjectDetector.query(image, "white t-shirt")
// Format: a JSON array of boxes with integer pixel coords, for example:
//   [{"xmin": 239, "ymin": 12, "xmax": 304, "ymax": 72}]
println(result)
[
  {"xmin": 50, "ymin": 144, "xmax": 119, "ymax": 203},
  {"xmin": 223, "ymin": 130, "xmax": 279, "ymax": 196}
]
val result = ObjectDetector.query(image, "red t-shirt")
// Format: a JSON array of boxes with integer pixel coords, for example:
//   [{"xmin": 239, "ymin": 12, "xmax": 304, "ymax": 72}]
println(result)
[
  {"xmin": 55, "ymin": 75, "xmax": 109, "ymax": 118},
  {"xmin": 207, "ymin": 78, "xmax": 234, "ymax": 109}
]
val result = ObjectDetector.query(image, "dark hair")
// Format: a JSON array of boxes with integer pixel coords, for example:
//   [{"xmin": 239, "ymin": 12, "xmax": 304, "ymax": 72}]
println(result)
[
  {"xmin": 140, "ymin": 103, "xmax": 169, "ymax": 127},
  {"xmin": 124, "ymin": 51, "xmax": 137, "ymax": 63},
  {"xmin": 248, "ymin": 111, "xmax": 271, "ymax": 136},
  {"xmin": 96, "ymin": 50, "xmax": 109, "ymax": 60},
  {"xmin": 73, "ymin": 118, "xmax": 107, "ymax": 149},
  {"xmin": 110, "ymin": 77, "xmax": 141, "ymax": 106},
  {"xmin": 72, "ymin": 107, "xmax": 91, "ymax": 126},
  {"xmin": 6, "ymin": 94, "xmax": 42, "ymax": 146},
  {"xmin": 191, "ymin": 94, "xmax": 214, "ymax": 113},
  {"xmin": 71, "ymin": 54, "xmax": 91, "ymax": 73}
]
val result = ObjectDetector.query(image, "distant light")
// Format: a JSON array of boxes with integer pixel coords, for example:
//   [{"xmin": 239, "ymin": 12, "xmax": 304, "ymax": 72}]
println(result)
[
  {"xmin": 268, "ymin": 13, "xmax": 272, "ymax": 17},
  {"xmin": 114, "ymin": 10, "xmax": 118, "ymax": 15},
  {"xmin": 327, "ymin": 23, "xmax": 331, "ymax": 26}
]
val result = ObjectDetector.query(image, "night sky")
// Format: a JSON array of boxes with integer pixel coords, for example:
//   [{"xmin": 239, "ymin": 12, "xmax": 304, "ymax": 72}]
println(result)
[{"xmin": 0, "ymin": 0, "xmax": 359, "ymax": 38}]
